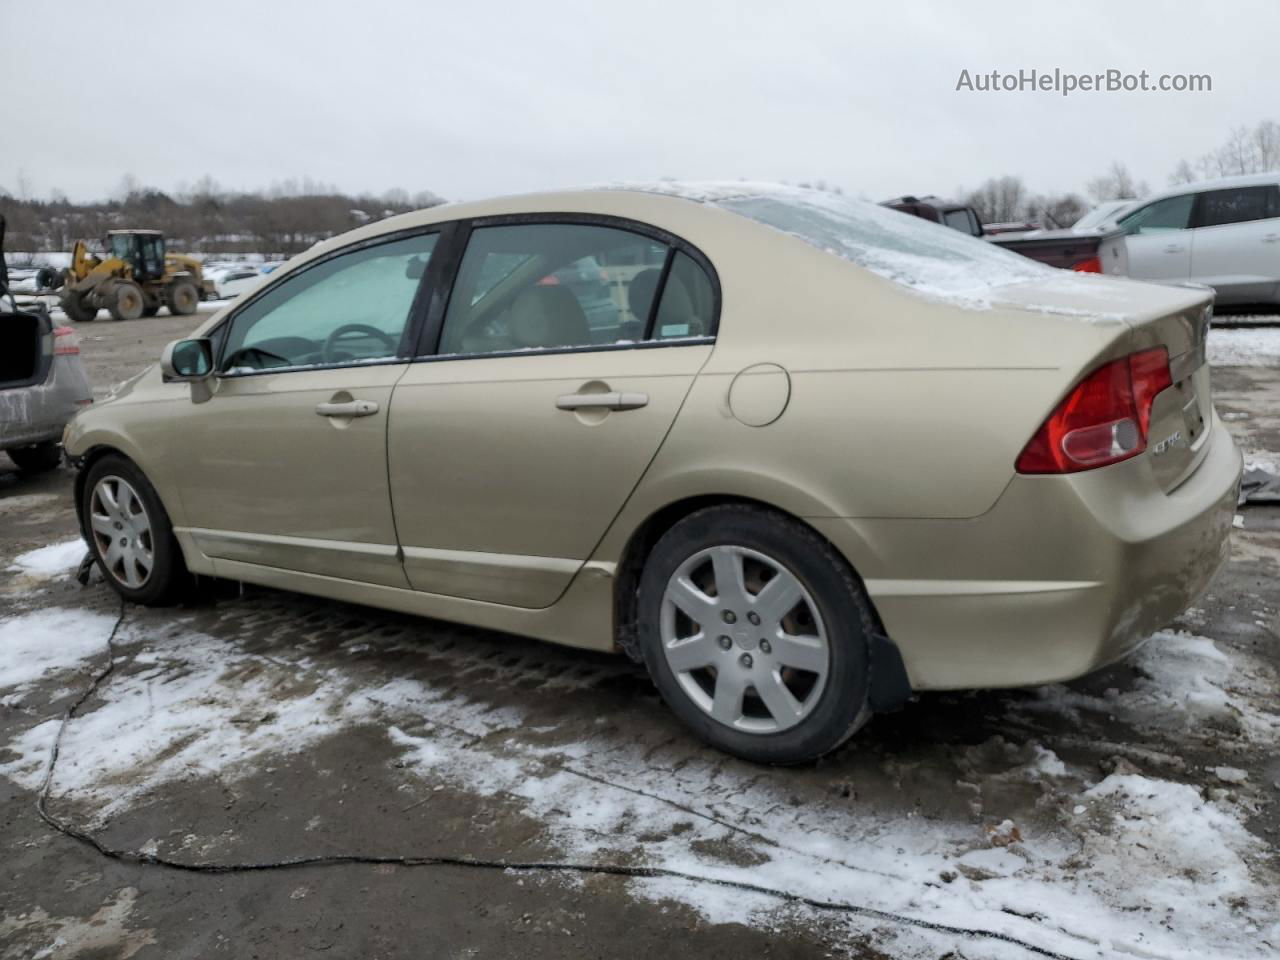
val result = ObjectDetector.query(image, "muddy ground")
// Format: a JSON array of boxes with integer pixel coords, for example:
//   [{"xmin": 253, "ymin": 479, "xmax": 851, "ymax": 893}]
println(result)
[{"xmin": 0, "ymin": 311, "xmax": 1277, "ymax": 959}]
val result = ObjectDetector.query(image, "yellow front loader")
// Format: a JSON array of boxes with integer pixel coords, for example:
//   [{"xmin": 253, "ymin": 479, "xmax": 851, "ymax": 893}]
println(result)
[{"xmin": 58, "ymin": 230, "xmax": 215, "ymax": 322}]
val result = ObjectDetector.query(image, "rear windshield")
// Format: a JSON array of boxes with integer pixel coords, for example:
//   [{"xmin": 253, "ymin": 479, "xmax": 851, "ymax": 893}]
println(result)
[{"xmin": 624, "ymin": 182, "xmax": 1050, "ymax": 303}]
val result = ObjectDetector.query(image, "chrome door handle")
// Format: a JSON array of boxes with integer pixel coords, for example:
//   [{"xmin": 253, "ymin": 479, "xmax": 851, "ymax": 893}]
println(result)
[
  {"xmin": 1163, "ymin": 244, "xmax": 1185, "ymax": 253},
  {"xmin": 1264, "ymin": 234, "xmax": 1280, "ymax": 243},
  {"xmin": 556, "ymin": 391, "xmax": 649, "ymax": 411},
  {"xmin": 315, "ymin": 399, "xmax": 379, "ymax": 417}
]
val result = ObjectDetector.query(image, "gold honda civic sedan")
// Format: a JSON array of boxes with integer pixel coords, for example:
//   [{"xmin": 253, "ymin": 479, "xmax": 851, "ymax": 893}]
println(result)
[{"xmin": 64, "ymin": 183, "xmax": 1241, "ymax": 764}]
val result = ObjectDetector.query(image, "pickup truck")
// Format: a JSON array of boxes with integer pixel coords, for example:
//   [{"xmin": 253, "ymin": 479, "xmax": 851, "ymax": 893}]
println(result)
[{"xmin": 882, "ymin": 194, "xmax": 1128, "ymax": 275}]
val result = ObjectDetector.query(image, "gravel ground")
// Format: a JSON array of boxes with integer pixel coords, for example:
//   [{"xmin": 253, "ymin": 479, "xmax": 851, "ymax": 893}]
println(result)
[{"xmin": 0, "ymin": 314, "xmax": 1276, "ymax": 959}]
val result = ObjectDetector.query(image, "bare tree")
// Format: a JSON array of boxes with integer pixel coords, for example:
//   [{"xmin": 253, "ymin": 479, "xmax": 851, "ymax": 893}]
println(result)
[
  {"xmin": 1216, "ymin": 126, "xmax": 1255, "ymax": 177},
  {"xmin": 1252, "ymin": 120, "xmax": 1280, "ymax": 172},
  {"xmin": 1026, "ymin": 192, "xmax": 1089, "ymax": 228},
  {"xmin": 114, "ymin": 173, "xmax": 142, "ymax": 202},
  {"xmin": 1169, "ymin": 159, "xmax": 1198, "ymax": 185},
  {"xmin": 1086, "ymin": 162, "xmax": 1149, "ymax": 202},
  {"xmin": 964, "ymin": 175, "xmax": 1028, "ymax": 224}
]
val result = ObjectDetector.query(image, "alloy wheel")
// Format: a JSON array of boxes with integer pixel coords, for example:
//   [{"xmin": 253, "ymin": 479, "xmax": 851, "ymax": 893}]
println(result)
[
  {"xmin": 660, "ymin": 545, "xmax": 830, "ymax": 734},
  {"xmin": 89, "ymin": 475, "xmax": 154, "ymax": 588}
]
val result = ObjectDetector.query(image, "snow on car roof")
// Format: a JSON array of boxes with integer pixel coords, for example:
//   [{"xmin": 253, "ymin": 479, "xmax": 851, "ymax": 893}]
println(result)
[{"xmin": 610, "ymin": 180, "xmax": 1052, "ymax": 305}]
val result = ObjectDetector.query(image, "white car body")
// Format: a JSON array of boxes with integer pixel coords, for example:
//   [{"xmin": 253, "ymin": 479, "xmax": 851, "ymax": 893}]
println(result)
[
  {"xmin": 1116, "ymin": 172, "xmax": 1280, "ymax": 305},
  {"xmin": 208, "ymin": 265, "xmax": 269, "ymax": 300}
]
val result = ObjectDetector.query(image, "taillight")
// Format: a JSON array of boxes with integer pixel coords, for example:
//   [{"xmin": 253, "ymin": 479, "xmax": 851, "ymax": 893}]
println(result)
[
  {"xmin": 1072, "ymin": 256, "xmax": 1103, "ymax": 273},
  {"xmin": 53, "ymin": 326, "xmax": 80, "ymax": 355},
  {"xmin": 1016, "ymin": 347, "xmax": 1172, "ymax": 474}
]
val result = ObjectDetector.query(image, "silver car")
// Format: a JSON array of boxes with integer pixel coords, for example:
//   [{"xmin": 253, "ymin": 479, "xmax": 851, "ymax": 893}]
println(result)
[
  {"xmin": 1118, "ymin": 172, "xmax": 1280, "ymax": 305},
  {"xmin": 1, "ymin": 305, "xmax": 93, "ymax": 472}
]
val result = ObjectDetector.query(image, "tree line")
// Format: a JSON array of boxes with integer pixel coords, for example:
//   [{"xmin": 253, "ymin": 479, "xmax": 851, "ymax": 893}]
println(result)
[
  {"xmin": 963, "ymin": 118, "xmax": 1280, "ymax": 227},
  {"xmin": 0, "ymin": 174, "xmax": 447, "ymax": 259},
  {"xmin": 5, "ymin": 118, "xmax": 1279, "ymax": 253}
]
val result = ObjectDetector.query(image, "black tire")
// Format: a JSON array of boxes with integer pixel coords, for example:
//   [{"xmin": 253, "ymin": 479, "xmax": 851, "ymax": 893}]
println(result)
[
  {"xmin": 107, "ymin": 281, "xmax": 145, "ymax": 321},
  {"xmin": 7, "ymin": 441, "xmax": 62, "ymax": 473},
  {"xmin": 62, "ymin": 293, "xmax": 97, "ymax": 322},
  {"xmin": 81, "ymin": 454, "xmax": 190, "ymax": 605},
  {"xmin": 636, "ymin": 504, "xmax": 873, "ymax": 765},
  {"xmin": 165, "ymin": 279, "xmax": 199, "ymax": 316}
]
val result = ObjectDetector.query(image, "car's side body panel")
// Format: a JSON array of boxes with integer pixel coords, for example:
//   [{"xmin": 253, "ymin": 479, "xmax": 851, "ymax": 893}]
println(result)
[
  {"xmin": 388, "ymin": 344, "xmax": 712, "ymax": 607},
  {"xmin": 812, "ymin": 414, "xmax": 1240, "ymax": 689},
  {"xmin": 1189, "ymin": 217, "xmax": 1280, "ymax": 304},
  {"xmin": 170, "ymin": 364, "xmax": 410, "ymax": 587}
]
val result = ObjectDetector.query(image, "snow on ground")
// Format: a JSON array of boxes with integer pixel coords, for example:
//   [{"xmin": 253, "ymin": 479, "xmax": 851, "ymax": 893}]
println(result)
[
  {"xmin": 1209, "ymin": 325, "xmax": 1280, "ymax": 367},
  {"xmin": 0, "ymin": 608, "xmax": 119, "ymax": 691},
  {"xmin": 1, "ymin": 600, "xmax": 1277, "ymax": 960},
  {"xmin": 8, "ymin": 539, "xmax": 86, "ymax": 581},
  {"xmin": 1017, "ymin": 631, "xmax": 1279, "ymax": 746}
]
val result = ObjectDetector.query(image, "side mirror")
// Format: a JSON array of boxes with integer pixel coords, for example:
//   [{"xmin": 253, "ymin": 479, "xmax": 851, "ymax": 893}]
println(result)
[{"xmin": 161, "ymin": 338, "xmax": 214, "ymax": 403}]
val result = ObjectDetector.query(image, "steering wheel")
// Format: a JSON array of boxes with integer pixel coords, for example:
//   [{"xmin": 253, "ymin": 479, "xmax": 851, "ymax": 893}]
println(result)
[{"xmin": 322, "ymin": 323, "xmax": 397, "ymax": 364}]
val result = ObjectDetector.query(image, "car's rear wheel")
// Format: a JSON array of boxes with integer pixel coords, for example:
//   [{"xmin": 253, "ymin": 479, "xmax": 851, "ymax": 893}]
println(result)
[
  {"xmin": 82, "ymin": 455, "xmax": 189, "ymax": 604},
  {"xmin": 636, "ymin": 504, "xmax": 873, "ymax": 764},
  {"xmin": 7, "ymin": 441, "xmax": 62, "ymax": 473}
]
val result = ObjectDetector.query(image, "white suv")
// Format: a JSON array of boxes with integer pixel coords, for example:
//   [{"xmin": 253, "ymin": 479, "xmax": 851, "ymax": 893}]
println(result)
[{"xmin": 1117, "ymin": 172, "xmax": 1280, "ymax": 305}]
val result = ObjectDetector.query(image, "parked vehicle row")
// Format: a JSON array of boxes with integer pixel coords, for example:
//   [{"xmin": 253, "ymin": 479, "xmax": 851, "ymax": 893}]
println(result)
[
  {"xmin": 883, "ymin": 193, "xmax": 1128, "ymax": 274},
  {"xmin": 887, "ymin": 172, "xmax": 1280, "ymax": 306},
  {"xmin": 63, "ymin": 184, "xmax": 1239, "ymax": 764}
]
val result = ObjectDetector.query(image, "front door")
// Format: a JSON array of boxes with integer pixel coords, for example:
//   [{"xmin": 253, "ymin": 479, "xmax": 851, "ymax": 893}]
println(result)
[
  {"xmin": 387, "ymin": 220, "xmax": 718, "ymax": 607},
  {"xmin": 172, "ymin": 231, "xmax": 438, "ymax": 586},
  {"xmin": 1119, "ymin": 193, "xmax": 1195, "ymax": 282}
]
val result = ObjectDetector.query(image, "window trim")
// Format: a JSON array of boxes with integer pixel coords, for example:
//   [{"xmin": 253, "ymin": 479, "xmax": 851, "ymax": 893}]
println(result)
[
  {"xmin": 410, "ymin": 212, "xmax": 721, "ymax": 363},
  {"xmin": 1189, "ymin": 184, "xmax": 1280, "ymax": 230},
  {"xmin": 211, "ymin": 225, "xmax": 445, "ymax": 378}
]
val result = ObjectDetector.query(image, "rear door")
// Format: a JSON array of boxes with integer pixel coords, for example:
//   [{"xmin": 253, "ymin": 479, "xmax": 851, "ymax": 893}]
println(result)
[
  {"xmin": 1188, "ymin": 184, "xmax": 1280, "ymax": 303},
  {"xmin": 1118, "ymin": 193, "xmax": 1196, "ymax": 281},
  {"xmin": 387, "ymin": 218, "xmax": 718, "ymax": 608}
]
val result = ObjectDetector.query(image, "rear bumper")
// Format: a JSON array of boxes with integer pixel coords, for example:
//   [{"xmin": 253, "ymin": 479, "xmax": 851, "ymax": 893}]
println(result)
[
  {"xmin": 812, "ymin": 416, "xmax": 1241, "ymax": 690},
  {"xmin": 0, "ymin": 358, "xmax": 93, "ymax": 451}
]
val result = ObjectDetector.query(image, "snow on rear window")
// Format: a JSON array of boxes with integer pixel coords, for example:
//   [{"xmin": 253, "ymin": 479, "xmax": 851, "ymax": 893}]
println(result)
[{"xmin": 617, "ymin": 182, "xmax": 1052, "ymax": 304}]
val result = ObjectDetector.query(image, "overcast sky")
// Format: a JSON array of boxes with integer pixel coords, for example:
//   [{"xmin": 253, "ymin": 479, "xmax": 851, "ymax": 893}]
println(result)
[{"xmin": 4, "ymin": 0, "xmax": 1277, "ymax": 204}]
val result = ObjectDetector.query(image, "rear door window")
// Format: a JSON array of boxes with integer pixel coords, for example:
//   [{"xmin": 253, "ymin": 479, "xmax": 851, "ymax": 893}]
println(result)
[
  {"xmin": 651, "ymin": 252, "xmax": 716, "ymax": 340},
  {"xmin": 438, "ymin": 223, "xmax": 699, "ymax": 357},
  {"xmin": 1194, "ymin": 186, "xmax": 1280, "ymax": 227}
]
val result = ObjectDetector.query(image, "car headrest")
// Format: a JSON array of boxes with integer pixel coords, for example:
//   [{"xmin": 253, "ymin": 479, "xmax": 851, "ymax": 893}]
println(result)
[
  {"xmin": 508, "ymin": 285, "xmax": 589, "ymax": 349},
  {"xmin": 628, "ymin": 268, "xmax": 662, "ymax": 323}
]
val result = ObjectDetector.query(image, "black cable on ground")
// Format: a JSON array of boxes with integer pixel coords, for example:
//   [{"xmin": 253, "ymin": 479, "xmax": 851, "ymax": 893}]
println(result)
[{"xmin": 32, "ymin": 600, "xmax": 1085, "ymax": 960}]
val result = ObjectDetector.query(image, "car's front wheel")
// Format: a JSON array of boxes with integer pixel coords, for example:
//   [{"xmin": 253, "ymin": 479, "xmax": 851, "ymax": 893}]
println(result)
[
  {"xmin": 636, "ymin": 504, "xmax": 873, "ymax": 764},
  {"xmin": 82, "ymin": 454, "xmax": 189, "ymax": 604}
]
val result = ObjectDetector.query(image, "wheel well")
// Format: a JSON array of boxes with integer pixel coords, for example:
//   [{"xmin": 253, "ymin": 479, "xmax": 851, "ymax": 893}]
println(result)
[{"xmin": 612, "ymin": 494, "xmax": 888, "ymax": 662}]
